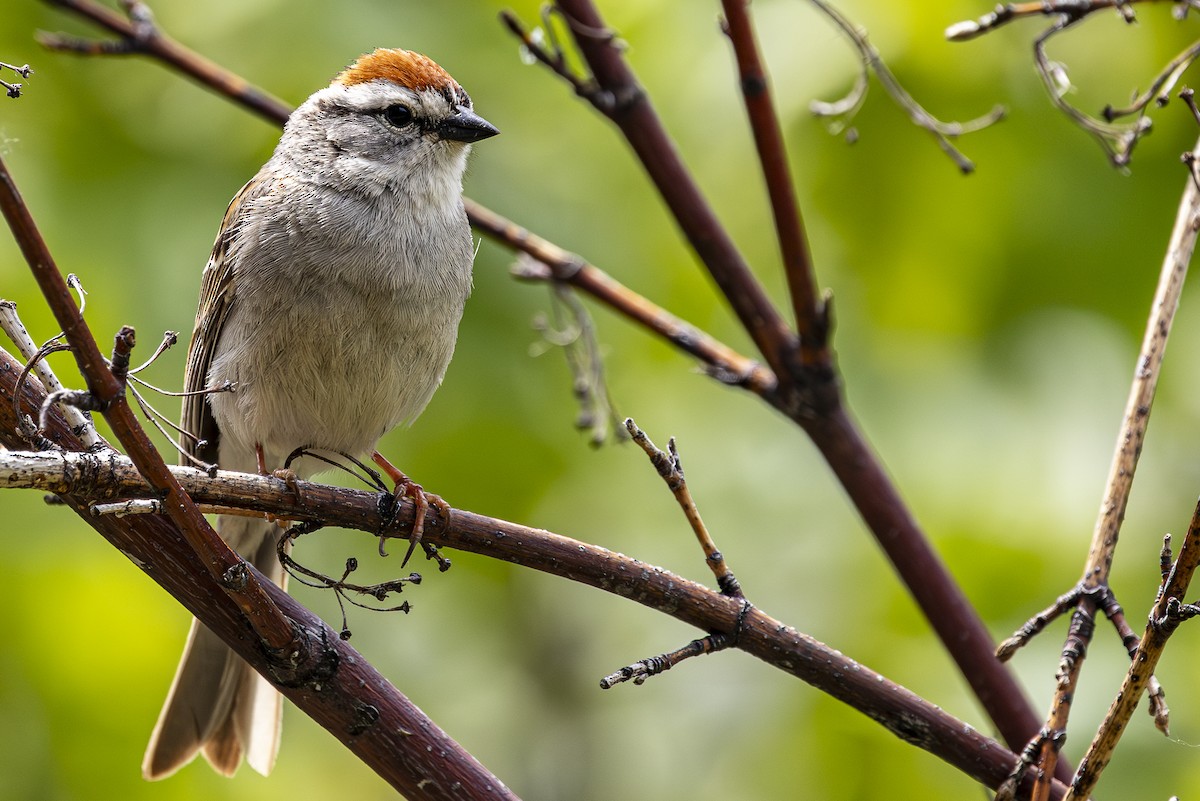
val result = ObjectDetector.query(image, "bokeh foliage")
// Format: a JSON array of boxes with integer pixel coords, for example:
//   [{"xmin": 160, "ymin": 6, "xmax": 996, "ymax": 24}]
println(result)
[{"xmin": 4, "ymin": 0, "xmax": 1200, "ymax": 798}]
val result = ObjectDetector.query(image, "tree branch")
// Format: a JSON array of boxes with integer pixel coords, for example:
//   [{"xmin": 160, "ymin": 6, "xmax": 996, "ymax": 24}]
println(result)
[
  {"xmin": 1024, "ymin": 132, "xmax": 1200, "ymax": 800},
  {"xmin": 505, "ymin": 1, "xmax": 800, "ymax": 388},
  {"xmin": 28, "ymin": 0, "xmax": 1055, "ymax": 786},
  {"xmin": 719, "ymin": 0, "xmax": 824, "ymax": 359},
  {"xmin": 1066, "ymin": 507, "xmax": 1200, "ymax": 800},
  {"xmin": 0, "ymin": 378, "xmax": 1067, "ymax": 798},
  {"xmin": 476, "ymin": 201, "xmax": 777, "ymax": 395},
  {"xmin": 0, "ymin": 149, "xmax": 300, "ymax": 652},
  {"xmin": 39, "ymin": 0, "xmax": 291, "ymax": 122},
  {"xmin": 0, "ymin": 350, "xmax": 517, "ymax": 800}
]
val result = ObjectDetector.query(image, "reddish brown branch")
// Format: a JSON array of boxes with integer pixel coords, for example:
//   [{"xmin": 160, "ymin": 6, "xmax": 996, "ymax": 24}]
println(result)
[
  {"xmin": 513, "ymin": 0, "xmax": 1050, "ymax": 768},
  {"xmin": 40, "ymin": 0, "xmax": 291, "ymax": 123},
  {"xmin": 0, "ymin": 150, "xmax": 299, "ymax": 650},
  {"xmin": 475, "ymin": 200, "xmax": 777, "ymax": 395},
  {"xmin": 719, "ymin": 0, "xmax": 824, "ymax": 360},
  {"xmin": 0, "ymin": 363, "xmax": 516, "ymax": 800},
  {"xmin": 947, "ymin": 0, "xmax": 1147, "ymax": 41},
  {"xmin": 520, "ymin": 0, "xmax": 800, "ymax": 387},
  {"xmin": 35, "ymin": 0, "xmax": 1050, "ymax": 785},
  {"xmin": 0, "ymin": 419, "xmax": 1067, "ymax": 799}
]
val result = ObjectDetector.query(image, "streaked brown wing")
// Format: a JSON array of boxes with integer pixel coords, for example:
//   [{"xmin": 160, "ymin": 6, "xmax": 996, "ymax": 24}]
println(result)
[{"xmin": 180, "ymin": 175, "xmax": 268, "ymax": 467}]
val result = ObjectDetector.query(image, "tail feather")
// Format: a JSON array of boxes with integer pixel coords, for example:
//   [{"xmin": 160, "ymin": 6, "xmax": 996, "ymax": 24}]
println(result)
[{"xmin": 143, "ymin": 516, "xmax": 286, "ymax": 780}]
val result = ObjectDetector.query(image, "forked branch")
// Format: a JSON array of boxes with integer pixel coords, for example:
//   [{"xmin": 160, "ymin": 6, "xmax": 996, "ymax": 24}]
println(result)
[
  {"xmin": 1010, "ymin": 131, "xmax": 1200, "ymax": 801},
  {"xmin": 949, "ymin": 0, "xmax": 1200, "ymax": 165}
]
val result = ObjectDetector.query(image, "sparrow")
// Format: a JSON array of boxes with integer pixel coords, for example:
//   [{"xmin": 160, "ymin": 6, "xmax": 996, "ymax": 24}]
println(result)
[{"xmin": 142, "ymin": 47, "xmax": 498, "ymax": 780}]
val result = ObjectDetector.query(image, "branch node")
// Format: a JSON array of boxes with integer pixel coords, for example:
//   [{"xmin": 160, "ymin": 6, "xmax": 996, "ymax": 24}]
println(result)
[{"xmin": 221, "ymin": 560, "xmax": 249, "ymax": 591}]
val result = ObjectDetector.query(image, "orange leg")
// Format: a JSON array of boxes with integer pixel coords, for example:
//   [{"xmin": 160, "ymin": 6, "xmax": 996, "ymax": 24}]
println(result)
[
  {"xmin": 256, "ymin": 442, "xmax": 300, "ymax": 525},
  {"xmin": 372, "ymin": 451, "xmax": 449, "ymax": 567}
]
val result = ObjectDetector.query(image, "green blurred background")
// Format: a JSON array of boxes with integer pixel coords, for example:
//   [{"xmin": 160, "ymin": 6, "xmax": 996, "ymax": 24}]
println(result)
[{"xmin": 4, "ymin": 0, "xmax": 1200, "ymax": 798}]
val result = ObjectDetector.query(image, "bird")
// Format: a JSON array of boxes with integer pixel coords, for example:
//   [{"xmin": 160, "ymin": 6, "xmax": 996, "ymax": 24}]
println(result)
[{"xmin": 142, "ymin": 47, "xmax": 498, "ymax": 780}]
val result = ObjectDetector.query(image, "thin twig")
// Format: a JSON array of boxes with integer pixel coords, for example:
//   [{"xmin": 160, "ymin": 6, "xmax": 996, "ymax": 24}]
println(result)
[
  {"xmin": 126, "ymin": 382, "xmax": 214, "ymax": 471},
  {"xmin": 1101, "ymin": 39, "xmax": 1200, "ymax": 122},
  {"xmin": 810, "ymin": 0, "xmax": 1005, "ymax": 175},
  {"xmin": 947, "ymin": 0, "xmax": 1199, "ymax": 166},
  {"xmin": 624, "ymin": 417, "xmax": 741, "ymax": 597},
  {"xmin": 1027, "ymin": 131, "xmax": 1200, "ymax": 800},
  {"xmin": 277, "ymin": 527, "xmax": 419, "ymax": 627},
  {"xmin": 490, "ymin": 203, "xmax": 777, "ymax": 395},
  {"xmin": 946, "ymin": 0, "xmax": 1192, "ymax": 41},
  {"xmin": 528, "ymin": 277, "xmax": 624, "ymax": 445},
  {"xmin": 1033, "ymin": 17, "xmax": 1149, "ymax": 167},
  {"xmin": 599, "ymin": 629, "xmax": 738, "ymax": 688},
  {"xmin": 996, "ymin": 584, "xmax": 1090, "ymax": 661},
  {"xmin": 126, "ymin": 328, "xmax": 177, "ymax": 374},
  {"xmin": 1065, "ymin": 504, "xmax": 1200, "ymax": 799},
  {"xmin": 0, "ymin": 59, "xmax": 32, "ymax": 98},
  {"xmin": 0, "ymin": 300, "xmax": 100, "ymax": 447}
]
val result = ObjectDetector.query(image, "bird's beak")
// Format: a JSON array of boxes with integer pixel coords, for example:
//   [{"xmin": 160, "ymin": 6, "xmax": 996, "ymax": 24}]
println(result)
[{"xmin": 438, "ymin": 106, "xmax": 500, "ymax": 143}]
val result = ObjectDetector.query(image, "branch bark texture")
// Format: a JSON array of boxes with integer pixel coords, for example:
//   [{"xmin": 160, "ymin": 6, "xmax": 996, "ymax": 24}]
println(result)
[{"xmin": 0, "ymin": 349, "xmax": 1066, "ymax": 799}]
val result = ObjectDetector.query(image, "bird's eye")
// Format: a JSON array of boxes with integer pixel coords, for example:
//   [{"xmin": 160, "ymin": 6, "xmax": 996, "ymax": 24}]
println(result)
[{"xmin": 381, "ymin": 104, "xmax": 414, "ymax": 128}]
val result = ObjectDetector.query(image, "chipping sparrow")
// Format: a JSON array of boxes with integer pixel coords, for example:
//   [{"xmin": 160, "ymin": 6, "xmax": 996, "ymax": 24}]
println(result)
[{"xmin": 142, "ymin": 48, "xmax": 497, "ymax": 780}]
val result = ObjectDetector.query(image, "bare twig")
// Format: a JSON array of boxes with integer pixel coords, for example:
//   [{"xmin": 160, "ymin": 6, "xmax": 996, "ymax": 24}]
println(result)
[
  {"xmin": 126, "ymin": 328, "xmax": 177, "ymax": 374},
  {"xmin": 624, "ymin": 417, "xmax": 741, "ymax": 597},
  {"xmin": 1065, "ymin": 505, "xmax": 1200, "ymax": 799},
  {"xmin": 528, "ymin": 277, "xmax": 624, "ymax": 445},
  {"xmin": 599, "ymin": 630, "xmax": 737, "ymax": 688},
  {"xmin": 808, "ymin": 0, "xmax": 1005, "ymax": 175},
  {"xmin": 277, "ymin": 528, "xmax": 418, "ymax": 640},
  {"xmin": 0, "ymin": 59, "xmax": 32, "ymax": 98},
  {"xmin": 996, "ymin": 584, "xmax": 1091, "ymax": 661},
  {"xmin": 946, "ymin": 0, "xmax": 1192, "ymax": 41},
  {"xmin": 598, "ymin": 411, "xmax": 753, "ymax": 692},
  {"xmin": 948, "ymin": 0, "xmax": 1200, "ymax": 166},
  {"xmin": 1101, "ymin": 40, "xmax": 1200, "ymax": 122},
  {"xmin": 1024, "ymin": 131, "xmax": 1200, "ymax": 800},
  {"xmin": 0, "ymin": 299, "xmax": 100, "ymax": 447},
  {"xmin": 1033, "ymin": 17, "xmax": 1150, "ymax": 167},
  {"xmin": 0, "ymin": 435, "xmax": 1067, "ymax": 799}
]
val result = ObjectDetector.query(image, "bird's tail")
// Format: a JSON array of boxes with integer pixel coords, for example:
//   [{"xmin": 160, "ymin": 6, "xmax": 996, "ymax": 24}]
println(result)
[{"xmin": 141, "ymin": 515, "xmax": 286, "ymax": 780}]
